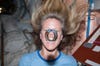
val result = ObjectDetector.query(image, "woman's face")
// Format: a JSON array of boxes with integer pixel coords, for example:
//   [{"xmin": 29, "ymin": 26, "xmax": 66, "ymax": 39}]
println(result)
[{"xmin": 40, "ymin": 18, "xmax": 63, "ymax": 51}]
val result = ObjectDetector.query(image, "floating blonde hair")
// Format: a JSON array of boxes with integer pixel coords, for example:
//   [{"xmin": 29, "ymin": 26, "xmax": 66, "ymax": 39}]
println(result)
[{"xmin": 31, "ymin": 0, "xmax": 88, "ymax": 51}]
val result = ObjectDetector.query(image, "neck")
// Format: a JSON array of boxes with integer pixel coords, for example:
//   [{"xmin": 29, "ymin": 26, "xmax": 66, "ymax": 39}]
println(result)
[{"xmin": 40, "ymin": 47, "xmax": 59, "ymax": 60}]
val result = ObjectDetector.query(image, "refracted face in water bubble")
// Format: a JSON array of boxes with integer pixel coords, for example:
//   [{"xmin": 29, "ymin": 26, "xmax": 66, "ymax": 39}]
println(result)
[
  {"xmin": 40, "ymin": 18, "xmax": 63, "ymax": 51},
  {"xmin": 45, "ymin": 29, "xmax": 58, "ymax": 41}
]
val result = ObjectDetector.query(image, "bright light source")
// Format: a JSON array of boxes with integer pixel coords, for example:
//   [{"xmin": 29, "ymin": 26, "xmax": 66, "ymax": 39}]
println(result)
[
  {"xmin": 0, "ymin": 7, "xmax": 2, "ymax": 13},
  {"xmin": 0, "ymin": 7, "xmax": 2, "ymax": 10}
]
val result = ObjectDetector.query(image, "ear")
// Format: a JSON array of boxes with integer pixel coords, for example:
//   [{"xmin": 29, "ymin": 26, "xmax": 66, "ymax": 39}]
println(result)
[
  {"xmin": 61, "ymin": 34, "xmax": 63, "ymax": 40},
  {"xmin": 40, "ymin": 33, "xmax": 42, "ymax": 40}
]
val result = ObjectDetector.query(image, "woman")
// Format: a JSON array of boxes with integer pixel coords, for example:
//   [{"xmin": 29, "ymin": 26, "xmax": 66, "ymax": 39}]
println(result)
[{"xmin": 19, "ymin": 0, "xmax": 88, "ymax": 66}]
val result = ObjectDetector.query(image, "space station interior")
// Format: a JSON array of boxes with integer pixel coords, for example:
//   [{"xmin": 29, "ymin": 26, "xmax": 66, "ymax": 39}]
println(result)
[{"xmin": 0, "ymin": 0, "xmax": 100, "ymax": 66}]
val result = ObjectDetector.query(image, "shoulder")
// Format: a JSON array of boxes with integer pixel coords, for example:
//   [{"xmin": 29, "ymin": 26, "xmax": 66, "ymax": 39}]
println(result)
[
  {"xmin": 21, "ymin": 51, "xmax": 36, "ymax": 60},
  {"xmin": 60, "ymin": 52, "xmax": 78, "ymax": 66},
  {"xmin": 61, "ymin": 52, "xmax": 75, "ymax": 61},
  {"xmin": 19, "ymin": 51, "xmax": 37, "ymax": 66}
]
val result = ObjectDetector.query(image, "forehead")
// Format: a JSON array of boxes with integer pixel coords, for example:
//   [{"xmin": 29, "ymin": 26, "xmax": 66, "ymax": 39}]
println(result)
[{"xmin": 42, "ymin": 18, "xmax": 62, "ymax": 29}]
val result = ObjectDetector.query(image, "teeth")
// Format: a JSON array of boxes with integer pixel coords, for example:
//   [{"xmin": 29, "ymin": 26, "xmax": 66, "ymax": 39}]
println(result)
[{"xmin": 49, "ymin": 37, "xmax": 53, "ymax": 40}]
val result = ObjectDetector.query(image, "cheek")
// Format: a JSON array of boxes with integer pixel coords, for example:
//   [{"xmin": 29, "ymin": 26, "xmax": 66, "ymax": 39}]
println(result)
[
  {"xmin": 40, "ymin": 33, "xmax": 44, "ymax": 40},
  {"xmin": 57, "ymin": 32, "xmax": 63, "ymax": 40},
  {"xmin": 40, "ymin": 32, "xmax": 46, "ymax": 41},
  {"xmin": 55, "ymin": 34, "xmax": 63, "ymax": 44}
]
